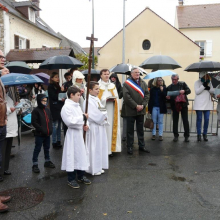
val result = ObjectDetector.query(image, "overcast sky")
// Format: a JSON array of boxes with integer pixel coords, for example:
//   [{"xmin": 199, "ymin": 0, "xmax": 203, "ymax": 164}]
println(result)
[{"xmin": 35, "ymin": 0, "xmax": 220, "ymax": 47}]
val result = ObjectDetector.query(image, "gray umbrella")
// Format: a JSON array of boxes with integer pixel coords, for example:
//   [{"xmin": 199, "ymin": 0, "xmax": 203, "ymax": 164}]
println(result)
[
  {"xmin": 82, "ymin": 69, "xmax": 100, "ymax": 74},
  {"xmin": 184, "ymin": 61, "xmax": 220, "ymax": 72},
  {"xmin": 139, "ymin": 55, "xmax": 182, "ymax": 70}
]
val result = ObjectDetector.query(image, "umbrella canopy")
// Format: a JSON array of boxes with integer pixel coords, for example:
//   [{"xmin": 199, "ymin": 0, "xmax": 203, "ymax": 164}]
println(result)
[
  {"xmin": 143, "ymin": 70, "xmax": 177, "ymax": 79},
  {"xmin": 139, "ymin": 55, "xmax": 182, "ymax": 70},
  {"xmin": 82, "ymin": 69, "xmax": 100, "ymax": 74},
  {"xmin": 184, "ymin": 61, "xmax": 220, "ymax": 72},
  {"xmin": 109, "ymin": 63, "xmax": 147, "ymax": 75},
  {"xmin": 39, "ymin": 55, "xmax": 83, "ymax": 70},
  {"xmin": 1, "ymin": 73, "xmax": 43, "ymax": 86},
  {"xmin": 34, "ymin": 72, "xmax": 50, "ymax": 85},
  {"xmin": 5, "ymin": 61, "xmax": 31, "ymax": 74}
]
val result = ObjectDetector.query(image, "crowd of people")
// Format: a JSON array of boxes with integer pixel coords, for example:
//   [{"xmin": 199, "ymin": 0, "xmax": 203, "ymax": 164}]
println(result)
[{"xmin": 0, "ymin": 48, "xmax": 219, "ymax": 212}]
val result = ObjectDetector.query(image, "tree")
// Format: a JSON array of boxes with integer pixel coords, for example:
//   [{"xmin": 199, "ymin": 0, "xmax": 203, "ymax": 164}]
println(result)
[{"xmin": 75, "ymin": 53, "xmax": 98, "ymax": 71}]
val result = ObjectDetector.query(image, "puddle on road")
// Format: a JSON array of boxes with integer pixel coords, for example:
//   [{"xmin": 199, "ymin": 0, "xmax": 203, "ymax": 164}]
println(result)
[
  {"xmin": 170, "ymin": 174, "xmax": 186, "ymax": 182},
  {"xmin": 38, "ymin": 172, "xmax": 67, "ymax": 182},
  {"xmin": 148, "ymin": 163, "xmax": 157, "ymax": 166}
]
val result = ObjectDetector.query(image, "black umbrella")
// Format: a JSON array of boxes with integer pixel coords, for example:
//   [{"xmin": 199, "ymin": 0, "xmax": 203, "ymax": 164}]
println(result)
[
  {"xmin": 39, "ymin": 55, "xmax": 83, "ymax": 70},
  {"xmin": 184, "ymin": 61, "xmax": 220, "ymax": 72},
  {"xmin": 82, "ymin": 69, "xmax": 100, "ymax": 74},
  {"xmin": 139, "ymin": 55, "xmax": 181, "ymax": 70},
  {"xmin": 5, "ymin": 61, "xmax": 31, "ymax": 74}
]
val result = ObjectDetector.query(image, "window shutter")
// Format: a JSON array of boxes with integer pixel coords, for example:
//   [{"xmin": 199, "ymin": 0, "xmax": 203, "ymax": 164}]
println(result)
[
  {"xmin": 206, "ymin": 40, "xmax": 212, "ymax": 57},
  {"xmin": 14, "ymin": 35, "xmax": 19, "ymax": 49},
  {"xmin": 26, "ymin": 39, "xmax": 30, "ymax": 49}
]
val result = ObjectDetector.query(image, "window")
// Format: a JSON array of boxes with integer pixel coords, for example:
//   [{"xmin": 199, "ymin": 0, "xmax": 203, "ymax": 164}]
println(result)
[
  {"xmin": 28, "ymin": 8, "xmax": 35, "ymax": 23},
  {"xmin": 195, "ymin": 41, "xmax": 205, "ymax": 56},
  {"xmin": 142, "ymin": 40, "xmax": 151, "ymax": 50},
  {"xmin": 19, "ymin": 37, "xmax": 25, "ymax": 49},
  {"xmin": 14, "ymin": 34, "xmax": 30, "ymax": 49}
]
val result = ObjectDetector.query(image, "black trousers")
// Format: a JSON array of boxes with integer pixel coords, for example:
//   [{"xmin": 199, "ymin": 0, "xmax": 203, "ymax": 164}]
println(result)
[
  {"xmin": 0, "ymin": 126, "xmax": 6, "ymax": 176},
  {"xmin": 127, "ymin": 115, "xmax": 145, "ymax": 149},
  {"xmin": 172, "ymin": 106, "xmax": 189, "ymax": 137}
]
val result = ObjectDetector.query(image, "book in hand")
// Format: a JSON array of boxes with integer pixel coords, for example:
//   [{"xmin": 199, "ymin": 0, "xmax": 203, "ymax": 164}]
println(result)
[
  {"xmin": 167, "ymin": 91, "xmax": 180, "ymax": 96},
  {"xmin": 107, "ymin": 96, "xmax": 116, "ymax": 100},
  {"xmin": 58, "ymin": 93, "xmax": 67, "ymax": 100}
]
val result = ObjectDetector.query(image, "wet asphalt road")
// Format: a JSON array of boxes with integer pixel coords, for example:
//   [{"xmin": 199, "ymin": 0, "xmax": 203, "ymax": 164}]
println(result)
[{"xmin": 1, "ymin": 129, "xmax": 220, "ymax": 220}]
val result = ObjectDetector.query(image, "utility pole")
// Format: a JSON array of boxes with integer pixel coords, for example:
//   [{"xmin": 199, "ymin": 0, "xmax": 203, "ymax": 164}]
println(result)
[{"xmin": 122, "ymin": 0, "xmax": 126, "ymax": 83}]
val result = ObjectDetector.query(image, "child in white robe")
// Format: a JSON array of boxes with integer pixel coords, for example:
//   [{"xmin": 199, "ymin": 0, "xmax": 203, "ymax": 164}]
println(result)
[
  {"xmin": 84, "ymin": 82, "xmax": 109, "ymax": 176},
  {"xmin": 61, "ymin": 86, "xmax": 91, "ymax": 189}
]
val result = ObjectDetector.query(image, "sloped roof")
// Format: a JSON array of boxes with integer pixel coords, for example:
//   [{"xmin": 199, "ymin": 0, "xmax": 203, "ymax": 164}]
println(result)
[
  {"xmin": 0, "ymin": 0, "xmax": 61, "ymax": 39},
  {"xmin": 6, "ymin": 47, "xmax": 74, "ymax": 63},
  {"xmin": 12, "ymin": 1, "xmax": 40, "ymax": 10},
  {"xmin": 57, "ymin": 32, "xmax": 86, "ymax": 55},
  {"xmin": 100, "ymin": 7, "xmax": 199, "ymax": 52},
  {"xmin": 177, "ymin": 4, "xmax": 220, "ymax": 28}
]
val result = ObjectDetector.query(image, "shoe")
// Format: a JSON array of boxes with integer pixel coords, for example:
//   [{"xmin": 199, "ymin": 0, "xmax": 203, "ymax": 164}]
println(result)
[
  {"xmin": 94, "ymin": 172, "xmax": 101, "ymax": 176},
  {"xmin": 101, "ymin": 170, "xmax": 105, "ymax": 174},
  {"xmin": 44, "ymin": 161, "xmax": 55, "ymax": 168},
  {"xmin": 0, "ymin": 196, "xmax": 11, "ymax": 203},
  {"xmin": 52, "ymin": 143, "xmax": 59, "ymax": 149},
  {"xmin": 203, "ymin": 134, "xmax": 208, "ymax": 141},
  {"xmin": 122, "ymin": 137, "xmax": 126, "ymax": 142},
  {"xmin": 109, "ymin": 153, "xmax": 114, "ymax": 157},
  {"xmin": 10, "ymin": 154, "xmax": 15, "ymax": 159},
  {"xmin": 173, "ymin": 137, "xmax": 178, "ymax": 142},
  {"xmin": 68, "ymin": 180, "xmax": 80, "ymax": 189},
  {"xmin": 127, "ymin": 147, "xmax": 133, "ymax": 155},
  {"xmin": 0, "ymin": 202, "xmax": 8, "ymax": 213},
  {"xmin": 32, "ymin": 165, "xmax": 40, "ymax": 173},
  {"xmin": 197, "ymin": 135, "xmax": 201, "ymax": 142},
  {"xmin": 139, "ymin": 147, "xmax": 150, "ymax": 153},
  {"xmin": 151, "ymin": 135, "xmax": 156, "ymax": 140},
  {"xmin": 78, "ymin": 176, "xmax": 91, "ymax": 185},
  {"xmin": 4, "ymin": 170, "xmax": 11, "ymax": 175},
  {"xmin": 185, "ymin": 137, "xmax": 189, "ymax": 142},
  {"xmin": 0, "ymin": 176, "xmax": 3, "ymax": 182},
  {"xmin": 56, "ymin": 141, "xmax": 63, "ymax": 148},
  {"xmin": 159, "ymin": 136, "xmax": 163, "ymax": 141}
]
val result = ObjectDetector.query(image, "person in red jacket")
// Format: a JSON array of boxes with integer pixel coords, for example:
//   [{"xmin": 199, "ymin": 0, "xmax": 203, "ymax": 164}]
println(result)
[{"xmin": 31, "ymin": 94, "xmax": 55, "ymax": 173}]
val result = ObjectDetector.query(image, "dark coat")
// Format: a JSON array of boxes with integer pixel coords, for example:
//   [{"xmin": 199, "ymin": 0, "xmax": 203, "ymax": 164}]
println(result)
[
  {"xmin": 32, "ymin": 94, "xmax": 53, "ymax": 137},
  {"xmin": 110, "ymin": 73, "xmax": 123, "ymax": 99},
  {"xmin": 148, "ymin": 86, "xmax": 167, "ymax": 114},
  {"xmin": 166, "ymin": 81, "xmax": 191, "ymax": 109},
  {"xmin": 122, "ymin": 77, "xmax": 150, "ymax": 116},
  {"xmin": 48, "ymin": 83, "xmax": 64, "ymax": 121}
]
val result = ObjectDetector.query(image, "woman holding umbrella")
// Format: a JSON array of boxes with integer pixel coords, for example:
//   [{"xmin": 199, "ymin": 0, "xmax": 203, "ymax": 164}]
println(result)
[
  {"xmin": 48, "ymin": 72, "xmax": 65, "ymax": 149},
  {"xmin": 193, "ymin": 73, "xmax": 214, "ymax": 141}
]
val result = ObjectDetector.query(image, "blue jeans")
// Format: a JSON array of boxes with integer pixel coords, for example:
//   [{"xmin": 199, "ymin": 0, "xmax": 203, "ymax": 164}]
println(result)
[
  {"xmin": 32, "ymin": 136, "xmax": 51, "ymax": 165},
  {"xmin": 152, "ymin": 107, "xmax": 164, "ymax": 136},
  {"xmin": 196, "ymin": 110, "xmax": 210, "ymax": 135},
  {"xmin": 67, "ymin": 170, "xmax": 85, "ymax": 182},
  {"xmin": 52, "ymin": 120, "xmax": 61, "ymax": 144}
]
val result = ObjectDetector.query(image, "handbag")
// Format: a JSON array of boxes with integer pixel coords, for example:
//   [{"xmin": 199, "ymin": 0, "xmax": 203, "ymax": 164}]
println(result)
[
  {"xmin": 144, "ymin": 114, "xmax": 154, "ymax": 129},
  {"xmin": 175, "ymin": 94, "xmax": 186, "ymax": 112}
]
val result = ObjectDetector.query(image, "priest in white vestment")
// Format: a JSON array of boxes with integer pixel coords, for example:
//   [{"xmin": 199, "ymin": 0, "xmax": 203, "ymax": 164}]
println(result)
[
  {"xmin": 98, "ymin": 69, "xmax": 121, "ymax": 155},
  {"xmin": 84, "ymin": 82, "xmax": 109, "ymax": 175}
]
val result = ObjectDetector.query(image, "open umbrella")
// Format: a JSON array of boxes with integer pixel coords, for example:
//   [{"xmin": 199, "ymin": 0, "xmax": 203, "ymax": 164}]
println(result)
[
  {"xmin": 34, "ymin": 72, "xmax": 50, "ymax": 85},
  {"xmin": 184, "ymin": 61, "xmax": 220, "ymax": 72},
  {"xmin": 82, "ymin": 69, "xmax": 100, "ymax": 74},
  {"xmin": 139, "ymin": 55, "xmax": 182, "ymax": 70},
  {"xmin": 143, "ymin": 70, "xmax": 177, "ymax": 79},
  {"xmin": 39, "ymin": 55, "xmax": 83, "ymax": 70},
  {"xmin": 5, "ymin": 61, "xmax": 31, "ymax": 74},
  {"xmin": 1, "ymin": 73, "xmax": 43, "ymax": 86},
  {"xmin": 109, "ymin": 63, "xmax": 147, "ymax": 75}
]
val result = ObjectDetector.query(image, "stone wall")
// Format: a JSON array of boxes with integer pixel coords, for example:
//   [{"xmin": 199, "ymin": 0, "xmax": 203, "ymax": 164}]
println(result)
[{"xmin": 0, "ymin": 10, "xmax": 4, "ymax": 52}]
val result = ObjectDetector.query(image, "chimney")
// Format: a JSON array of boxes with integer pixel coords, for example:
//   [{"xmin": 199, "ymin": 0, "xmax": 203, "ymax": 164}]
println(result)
[
  {"xmin": 32, "ymin": 0, "xmax": 40, "ymax": 16},
  {"xmin": 178, "ymin": 0, "xmax": 184, "ymax": 6}
]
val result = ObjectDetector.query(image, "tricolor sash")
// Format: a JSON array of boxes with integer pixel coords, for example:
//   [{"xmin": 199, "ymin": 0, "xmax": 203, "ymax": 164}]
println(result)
[{"xmin": 125, "ymin": 79, "xmax": 145, "ymax": 98}]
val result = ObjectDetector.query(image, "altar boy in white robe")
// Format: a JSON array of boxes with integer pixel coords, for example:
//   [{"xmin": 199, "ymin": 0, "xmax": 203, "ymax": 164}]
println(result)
[
  {"xmin": 61, "ymin": 86, "xmax": 91, "ymax": 189},
  {"xmin": 84, "ymin": 81, "xmax": 109, "ymax": 176},
  {"xmin": 98, "ymin": 69, "xmax": 121, "ymax": 156}
]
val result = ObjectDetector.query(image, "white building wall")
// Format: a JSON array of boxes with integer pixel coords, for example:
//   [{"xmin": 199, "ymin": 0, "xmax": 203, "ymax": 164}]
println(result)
[{"xmin": 4, "ymin": 11, "xmax": 10, "ymax": 55}]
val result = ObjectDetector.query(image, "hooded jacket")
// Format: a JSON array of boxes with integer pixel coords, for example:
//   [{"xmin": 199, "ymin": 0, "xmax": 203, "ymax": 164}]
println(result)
[
  {"xmin": 110, "ymin": 73, "xmax": 123, "ymax": 99},
  {"xmin": 31, "ymin": 94, "xmax": 53, "ymax": 137}
]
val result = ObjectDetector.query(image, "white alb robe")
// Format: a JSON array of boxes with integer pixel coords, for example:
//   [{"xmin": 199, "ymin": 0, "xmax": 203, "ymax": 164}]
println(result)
[
  {"xmin": 61, "ymin": 99, "xmax": 89, "ymax": 172},
  {"xmin": 98, "ymin": 79, "xmax": 121, "ymax": 154},
  {"xmin": 83, "ymin": 95, "xmax": 109, "ymax": 175}
]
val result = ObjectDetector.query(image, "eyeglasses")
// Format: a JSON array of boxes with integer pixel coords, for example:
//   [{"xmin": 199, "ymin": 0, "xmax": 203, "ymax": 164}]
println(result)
[
  {"xmin": 0, "ymin": 55, "xmax": 6, "ymax": 60},
  {"xmin": 41, "ymin": 100, "xmax": 47, "ymax": 103},
  {"xmin": 172, "ymin": 78, "xmax": 178, "ymax": 81},
  {"xmin": 133, "ymin": 72, "xmax": 140, "ymax": 74}
]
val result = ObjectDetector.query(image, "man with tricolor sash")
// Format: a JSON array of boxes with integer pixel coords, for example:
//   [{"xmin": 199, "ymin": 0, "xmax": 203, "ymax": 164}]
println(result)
[{"xmin": 123, "ymin": 67, "xmax": 150, "ymax": 155}]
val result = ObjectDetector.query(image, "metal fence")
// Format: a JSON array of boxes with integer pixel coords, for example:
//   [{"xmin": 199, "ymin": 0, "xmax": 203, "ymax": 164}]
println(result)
[{"xmin": 144, "ymin": 99, "xmax": 219, "ymax": 135}]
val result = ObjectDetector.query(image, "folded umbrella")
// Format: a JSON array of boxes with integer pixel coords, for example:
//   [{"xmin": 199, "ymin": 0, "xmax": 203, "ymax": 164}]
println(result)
[
  {"xmin": 143, "ymin": 70, "xmax": 177, "ymax": 79},
  {"xmin": 5, "ymin": 61, "xmax": 31, "ymax": 74},
  {"xmin": 1, "ymin": 73, "xmax": 43, "ymax": 86},
  {"xmin": 184, "ymin": 61, "xmax": 220, "ymax": 72}
]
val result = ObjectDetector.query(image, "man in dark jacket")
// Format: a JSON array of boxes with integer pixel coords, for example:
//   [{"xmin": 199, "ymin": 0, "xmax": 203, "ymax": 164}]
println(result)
[
  {"xmin": 123, "ymin": 67, "xmax": 150, "ymax": 155},
  {"xmin": 166, "ymin": 74, "xmax": 191, "ymax": 142},
  {"xmin": 31, "ymin": 94, "xmax": 55, "ymax": 173}
]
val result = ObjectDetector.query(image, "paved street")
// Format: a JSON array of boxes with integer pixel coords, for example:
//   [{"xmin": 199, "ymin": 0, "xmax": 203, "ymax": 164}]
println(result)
[{"xmin": 1, "ymin": 127, "xmax": 220, "ymax": 220}]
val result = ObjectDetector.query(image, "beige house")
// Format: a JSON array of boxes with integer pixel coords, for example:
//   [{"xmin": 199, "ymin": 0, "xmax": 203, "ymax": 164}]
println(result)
[
  {"xmin": 175, "ymin": 2, "xmax": 220, "ymax": 62},
  {"xmin": 97, "ymin": 7, "xmax": 200, "ymax": 100}
]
